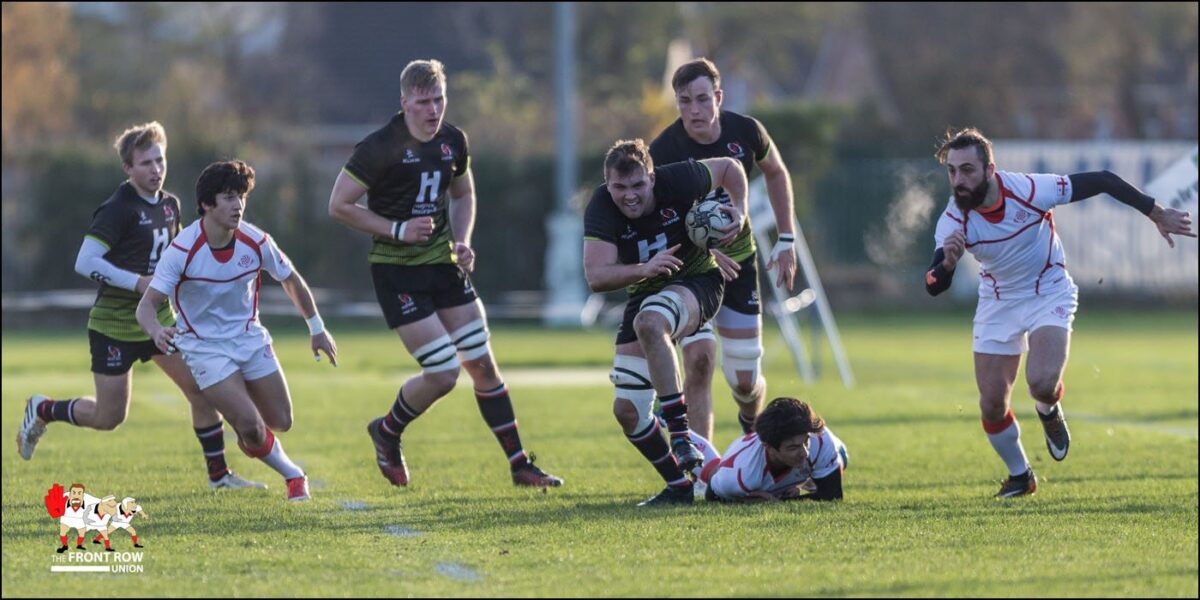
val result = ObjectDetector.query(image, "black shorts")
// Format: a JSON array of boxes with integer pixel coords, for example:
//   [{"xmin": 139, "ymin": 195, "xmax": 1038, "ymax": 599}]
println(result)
[
  {"xmin": 721, "ymin": 253, "xmax": 761, "ymax": 316},
  {"xmin": 89, "ymin": 329, "xmax": 161, "ymax": 376},
  {"xmin": 616, "ymin": 269, "xmax": 725, "ymax": 345},
  {"xmin": 371, "ymin": 263, "xmax": 479, "ymax": 329}
]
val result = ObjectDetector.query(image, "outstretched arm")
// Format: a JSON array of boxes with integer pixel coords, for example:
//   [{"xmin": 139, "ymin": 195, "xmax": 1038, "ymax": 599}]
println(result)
[
  {"xmin": 279, "ymin": 270, "xmax": 337, "ymax": 366},
  {"xmin": 1070, "ymin": 171, "xmax": 1196, "ymax": 248}
]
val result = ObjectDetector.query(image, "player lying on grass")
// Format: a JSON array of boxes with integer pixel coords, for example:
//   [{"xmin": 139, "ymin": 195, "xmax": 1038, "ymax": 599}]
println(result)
[{"xmin": 696, "ymin": 397, "xmax": 847, "ymax": 502}]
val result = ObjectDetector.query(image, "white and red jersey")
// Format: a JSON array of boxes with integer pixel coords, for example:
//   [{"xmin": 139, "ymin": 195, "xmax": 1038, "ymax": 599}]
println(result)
[
  {"xmin": 705, "ymin": 428, "xmax": 845, "ymax": 500},
  {"xmin": 60, "ymin": 492, "xmax": 100, "ymax": 527},
  {"xmin": 110, "ymin": 505, "xmax": 142, "ymax": 529},
  {"xmin": 934, "ymin": 171, "xmax": 1076, "ymax": 300},
  {"xmin": 149, "ymin": 220, "xmax": 293, "ymax": 341}
]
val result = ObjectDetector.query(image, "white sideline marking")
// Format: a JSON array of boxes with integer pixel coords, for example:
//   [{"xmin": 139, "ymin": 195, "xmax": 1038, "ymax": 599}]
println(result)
[
  {"xmin": 338, "ymin": 500, "xmax": 368, "ymax": 511},
  {"xmin": 1070, "ymin": 411, "xmax": 1197, "ymax": 439},
  {"xmin": 464, "ymin": 367, "xmax": 608, "ymax": 387},
  {"xmin": 434, "ymin": 562, "xmax": 481, "ymax": 582}
]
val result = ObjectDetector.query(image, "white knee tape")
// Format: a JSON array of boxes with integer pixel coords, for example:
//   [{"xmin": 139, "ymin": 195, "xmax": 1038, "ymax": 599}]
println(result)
[
  {"xmin": 680, "ymin": 322, "xmax": 715, "ymax": 347},
  {"xmin": 639, "ymin": 289, "xmax": 689, "ymax": 339},
  {"xmin": 720, "ymin": 336, "xmax": 763, "ymax": 400},
  {"xmin": 610, "ymin": 355, "xmax": 656, "ymax": 433},
  {"xmin": 449, "ymin": 319, "xmax": 491, "ymax": 361},
  {"xmin": 413, "ymin": 335, "xmax": 460, "ymax": 374}
]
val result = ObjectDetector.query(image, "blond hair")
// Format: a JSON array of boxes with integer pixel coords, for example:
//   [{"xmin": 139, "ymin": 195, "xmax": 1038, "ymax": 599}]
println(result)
[
  {"xmin": 400, "ymin": 59, "xmax": 447, "ymax": 96},
  {"xmin": 113, "ymin": 122, "xmax": 167, "ymax": 166}
]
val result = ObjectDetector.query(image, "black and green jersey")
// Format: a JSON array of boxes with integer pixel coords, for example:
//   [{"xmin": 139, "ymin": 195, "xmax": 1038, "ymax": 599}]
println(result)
[
  {"xmin": 648, "ymin": 110, "xmax": 770, "ymax": 262},
  {"xmin": 342, "ymin": 113, "xmax": 471, "ymax": 266},
  {"xmin": 85, "ymin": 182, "xmax": 179, "ymax": 341},
  {"xmin": 583, "ymin": 160, "xmax": 717, "ymax": 296}
]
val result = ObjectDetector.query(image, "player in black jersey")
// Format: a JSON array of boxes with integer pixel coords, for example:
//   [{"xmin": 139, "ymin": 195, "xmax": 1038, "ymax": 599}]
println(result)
[
  {"xmin": 16, "ymin": 122, "xmax": 264, "ymax": 490},
  {"xmin": 328, "ymin": 59, "xmax": 561, "ymax": 489},
  {"xmin": 583, "ymin": 139, "xmax": 748, "ymax": 506},
  {"xmin": 649, "ymin": 58, "xmax": 800, "ymax": 446}
]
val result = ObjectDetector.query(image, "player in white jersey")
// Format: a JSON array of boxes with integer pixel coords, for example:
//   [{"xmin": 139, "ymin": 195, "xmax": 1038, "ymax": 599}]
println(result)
[
  {"xmin": 57, "ymin": 483, "xmax": 100, "ymax": 552},
  {"xmin": 699, "ymin": 397, "xmax": 846, "ymax": 502},
  {"xmin": 925, "ymin": 128, "xmax": 1195, "ymax": 498},
  {"xmin": 137, "ymin": 160, "xmax": 339, "ymax": 502},
  {"xmin": 96, "ymin": 497, "xmax": 148, "ymax": 548},
  {"xmin": 84, "ymin": 496, "xmax": 119, "ymax": 552}
]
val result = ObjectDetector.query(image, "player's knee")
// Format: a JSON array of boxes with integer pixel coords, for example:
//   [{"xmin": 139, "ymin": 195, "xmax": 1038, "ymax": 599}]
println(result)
[
  {"xmin": 720, "ymin": 336, "xmax": 763, "ymax": 399},
  {"xmin": 633, "ymin": 310, "xmax": 670, "ymax": 340},
  {"xmin": 266, "ymin": 412, "xmax": 293, "ymax": 433},
  {"xmin": 91, "ymin": 408, "xmax": 128, "ymax": 431},
  {"xmin": 610, "ymin": 355, "xmax": 655, "ymax": 434},
  {"xmin": 450, "ymin": 319, "xmax": 492, "ymax": 364},
  {"xmin": 637, "ymin": 290, "xmax": 688, "ymax": 340},
  {"xmin": 413, "ymin": 334, "xmax": 461, "ymax": 394},
  {"xmin": 612, "ymin": 400, "xmax": 640, "ymax": 431},
  {"xmin": 978, "ymin": 396, "xmax": 1008, "ymax": 422},
  {"xmin": 1028, "ymin": 377, "xmax": 1060, "ymax": 403},
  {"xmin": 423, "ymin": 368, "xmax": 459, "ymax": 397},
  {"xmin": 237, "ymin": 422, "xmax": 268, "ymax": 449}
]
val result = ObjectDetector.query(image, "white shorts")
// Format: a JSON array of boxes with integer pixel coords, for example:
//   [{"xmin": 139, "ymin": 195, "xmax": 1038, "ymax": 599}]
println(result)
[
  {"xmin": 973, "ymin": 285, "xmax": 1078, "ymax": 355},
  {"xmin": 85, "ymin": 515, "xmax": 111, "ymax": 532},
  {"xmin": 175, "ymin": 327, "xmax": 281, "ymax": 390},
  {"xmin": 60, "ymin": 515, "xmax": 86, "ymax": 530},
  {"xmin": 109, "ymin": 520, "xmax": 132, "ymax": 530}
]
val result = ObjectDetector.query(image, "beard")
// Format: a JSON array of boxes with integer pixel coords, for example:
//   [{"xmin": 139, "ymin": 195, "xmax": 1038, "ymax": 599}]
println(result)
[{"xmin": 953, "ymin": 177, "xmax": 990, "ymax": 212}]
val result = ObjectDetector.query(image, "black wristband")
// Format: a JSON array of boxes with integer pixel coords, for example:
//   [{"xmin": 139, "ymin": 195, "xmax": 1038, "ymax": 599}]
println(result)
[{"xmin": 777, "ymin": 233, "xmax": 795, "ymax": 243}]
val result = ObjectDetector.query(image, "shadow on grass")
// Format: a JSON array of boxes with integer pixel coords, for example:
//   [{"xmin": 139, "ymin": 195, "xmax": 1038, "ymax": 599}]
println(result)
[{"xmin": 811, "ymin": 566, "xmax": 1198, "ymax": 597}]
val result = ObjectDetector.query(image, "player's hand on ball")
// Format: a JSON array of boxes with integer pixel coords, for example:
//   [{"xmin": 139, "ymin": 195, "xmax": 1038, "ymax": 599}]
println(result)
[
  {"xmin": 454, "ymin": 242, "xmax": 475, "ymax": 273},
  {"xmin": 641, "ymin": 244, "xmax": 683, "ymax": 279},
  {"xmin": 312, "ymin": 331, "xmax": 338, "ymax": 367},
  {"xmin": 1149, "ymin": 205, "xmax": 1196, "ymax": 249},
  {"xmin": 712, "ymin": 249, "xmax": 741, "ymax": 282},
  {"xmin": 942, "ymin": 230, "xmax": 966, "ymax": 271},
  {"xmin": 402, "ymin": 217, "xmax": 435, "ymax": 243},
  {"xmin": 715, "ymin": 205, "xmax": 743, "ymax": 247},
  {"xmin": 152, "ymin": 326, "xmax": 179, "ymax": 354}
]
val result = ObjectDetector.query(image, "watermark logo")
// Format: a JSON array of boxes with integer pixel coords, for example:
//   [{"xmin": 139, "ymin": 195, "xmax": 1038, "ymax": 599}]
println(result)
[{"xmin": 45, "ymin": 483, "xmax": 148, "ymax": 574}]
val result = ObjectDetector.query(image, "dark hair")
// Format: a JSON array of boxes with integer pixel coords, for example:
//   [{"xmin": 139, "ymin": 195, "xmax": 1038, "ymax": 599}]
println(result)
[
  {"xmin": 603, "ymin": 139, "xmax": 654, "ymax": 179},
  {"xmin": 755, "ymin": 397, "xmax": 825, "ymax": 449},
  {"xmin": 672, "ymin": 58, "xmax": 721, "ymax": 93},
  {"xmin": 69, "ymin": 482, "xmax": 85, "ymax": 491},
  {"xmin": 935, "ymin": 127, "xmax": 993, "ymax": 167},
  {"xmin": 196, "ymin": 160, "xmax": 255, "ymax": 216}
]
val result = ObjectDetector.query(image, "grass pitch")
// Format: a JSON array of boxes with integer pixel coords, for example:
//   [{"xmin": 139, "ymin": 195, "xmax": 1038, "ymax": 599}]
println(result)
[{"xmin": 2, "ymin": 311, "xmax": 1196, "ymax": 597}]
